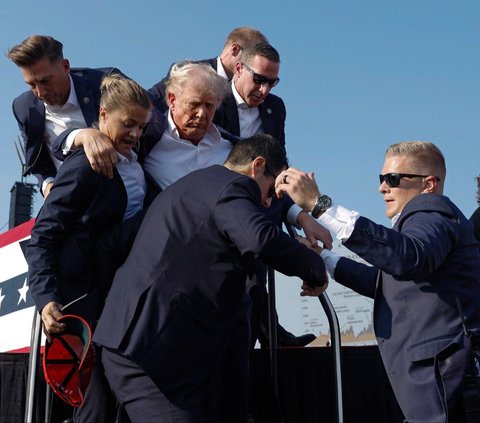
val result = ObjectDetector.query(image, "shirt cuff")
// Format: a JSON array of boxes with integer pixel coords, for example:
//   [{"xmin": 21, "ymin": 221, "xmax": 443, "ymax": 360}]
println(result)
[
  {"xmin": 318, "ymin": 204, "xmax": 360, "ymax": 241},
  {"xmin": 287, "ymin": 204, "xmax": 303, "ymax": 228},
  {"xmin": 42, "ymin": 177, "xmax": 55, "ymax": 196},
  {"xmin": 320, "ymin": 248, "xmax": 341, "ymax": 278},
  {"xmin": 62, "ymin": 129, "xmax": 83, "ymax": 155}
]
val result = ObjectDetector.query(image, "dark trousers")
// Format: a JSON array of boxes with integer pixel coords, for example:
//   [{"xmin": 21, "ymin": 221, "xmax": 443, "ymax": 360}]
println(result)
[
  {"xmin": 102, "ymin": 348, "xmax": 208, "ymax": 423},
  {"xmin": 73, "ymin": 350, "xmax": 117, "ymax": 423}
]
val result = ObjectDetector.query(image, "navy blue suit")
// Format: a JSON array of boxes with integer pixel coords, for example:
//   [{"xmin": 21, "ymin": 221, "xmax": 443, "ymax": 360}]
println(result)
[
  {"xmin": 26, "ymin": 148, "xmax": 133, "ymax": 320},
  {"xmin": 94, "ymin": 165, "xmax": 327, "ymax": 421},
  {"xmin": 12, "ymin": 67, "xmax": 120, "ymax": 188},
  {"xmin": 333, "ymin": 194, "xmax": 480, "ymax": 423}
]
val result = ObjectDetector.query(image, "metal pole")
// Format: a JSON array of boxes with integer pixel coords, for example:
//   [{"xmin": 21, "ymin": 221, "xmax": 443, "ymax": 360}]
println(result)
[
  {"xmin": 25, "ymin": 310, "xmax": 42, "ymax": 423},
  {"xmin": 285, "ymin": 222, "xmax": 344, "ymax": 422},
  {"xmin": 319, "ymin": 292, "xmax": 344, "ymax": 423},
  {"xmin": 267, "ymin": 266, "xmax": 279, "ymax": 397}
]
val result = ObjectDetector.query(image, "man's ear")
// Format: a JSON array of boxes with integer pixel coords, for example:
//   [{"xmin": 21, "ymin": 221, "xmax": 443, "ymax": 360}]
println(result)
[
  {"xmin": 61, "ymin": 59, "xmax": 71, "ymax": 73},
  {"xmin": 422, "ymin": 175, "xmax": 438, "ymax": 193},
  {"xmin": 167, "ymin": 92, "xmax": 176, "ymax": 109},
  {"xmin": 251, "ymin": 156, "xmax": 266, "ymax": 178},
  {"xmin": 234, "ymin": 61, "xmax": 243, "ymax": 78},
  {"xmin": 231, "ymin": 43, "xmax": 242, "ymax": 58}
]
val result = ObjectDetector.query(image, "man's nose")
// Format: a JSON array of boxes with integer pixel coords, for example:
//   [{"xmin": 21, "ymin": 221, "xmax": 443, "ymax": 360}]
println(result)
[
  {"xmin": 258, "ymin": 84, "xmax": 270, "ymax": 96},
  {"xmin": 379, "ymin": 181, "xmax": 389, "ymax": 194},
  {"xmin": 195, "ymin": 105, "xmax": 208, "ymax": 119},
  {"xmin": 34, "ymin": 85, "xmax": 47, "ymax": 99}
]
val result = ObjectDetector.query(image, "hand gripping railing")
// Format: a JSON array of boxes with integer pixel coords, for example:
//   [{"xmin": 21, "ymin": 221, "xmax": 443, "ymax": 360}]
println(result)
[{"xmin": 266, "ymin": 224, "xmax": 344, "ymax": 423}]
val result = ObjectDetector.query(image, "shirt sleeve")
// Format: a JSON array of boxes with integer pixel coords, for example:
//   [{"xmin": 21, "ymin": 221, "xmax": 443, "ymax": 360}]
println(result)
[{"xmin": 318, "ymin": 204, "xmax": 360, "ymax": 241}]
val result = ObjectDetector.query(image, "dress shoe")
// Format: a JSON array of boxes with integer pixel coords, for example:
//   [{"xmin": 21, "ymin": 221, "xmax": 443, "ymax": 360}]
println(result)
[{"xmin": 277, "ymin": 331, "xmax": 316, "ymax": 347}]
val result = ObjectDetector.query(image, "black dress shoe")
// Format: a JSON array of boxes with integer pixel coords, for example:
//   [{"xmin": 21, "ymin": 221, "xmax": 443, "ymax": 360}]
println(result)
[
  {"xmin": 258, "ymin": 322, "xmax": 316, "ymax": 348},
  {"xmin": 277, "ymin": 331, "xmax": 317, "ymax": 347}
]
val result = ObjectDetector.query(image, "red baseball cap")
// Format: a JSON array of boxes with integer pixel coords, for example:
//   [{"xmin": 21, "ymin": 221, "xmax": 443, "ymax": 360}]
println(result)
[{"xmin": 42, "ymin": 314, "xmax": 96, "ymax": 407}]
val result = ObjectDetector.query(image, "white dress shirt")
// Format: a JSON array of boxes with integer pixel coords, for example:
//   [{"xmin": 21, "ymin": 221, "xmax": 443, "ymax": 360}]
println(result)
[
  {"xmin": 115, "ymin": 150, "xmax": 146, "ymax": 220},
  {"xmin": 42, "ymin": 76, "xmax": 87, "ymax": 193},
  {"xmin": 216, "ymin": 56, "xmax": 228, "ymax": 79},
  {"xmin": 318, "ymin": 204, "xmax": 360, "ymax": 277},
  {"xmin": 231, "ymin": 81, "xmax": 262, "ymax": 138},
  {"xmin": 142, "ymin": 113, "xmax": 233, "ymax": 190}
]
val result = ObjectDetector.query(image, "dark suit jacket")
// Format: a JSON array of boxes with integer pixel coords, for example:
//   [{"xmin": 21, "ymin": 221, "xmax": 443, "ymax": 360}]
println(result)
[
  {"xmin": 213, "ymin": 86, "xmax": 286, "ymax": 147},
  {"xmin": 26, "ymin": 149, "xmax": 131, "ymax": 323},
  {"xmin": 333, "ymin": 194, "xmax": 480, "ymax": 423},
  {"xmin": 470, "ymin": 206, "xmax": 480, "ymax": 243},
  {"xmin": 12, "ymin": 67, "xmax": 120, "ymax": 188},
  {"xmin": 93, "ymin": 165, "xmax": 327, "ymax": 408}
]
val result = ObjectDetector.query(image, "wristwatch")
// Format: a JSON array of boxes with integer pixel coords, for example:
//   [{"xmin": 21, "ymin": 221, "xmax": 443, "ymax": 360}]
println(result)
[{"xmin": 311, "ymin": 194, "xmax": 332, "ymax": 219}]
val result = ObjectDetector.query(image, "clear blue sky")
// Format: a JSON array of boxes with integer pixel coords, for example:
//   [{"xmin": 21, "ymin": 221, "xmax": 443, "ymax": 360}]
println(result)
[{"xmin": 1, "ymin": 0, "xmax": 479, "ymax": 233}]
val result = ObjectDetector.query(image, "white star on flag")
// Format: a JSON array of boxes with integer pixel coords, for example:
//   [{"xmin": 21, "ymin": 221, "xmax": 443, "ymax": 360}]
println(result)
[
  {"xmin": 17, "ymin": 277, "xmax": 29, "ymax": 305},
  {"xmin": 0, "ymin": 288, "xmax": 5, "ymax": 310}
]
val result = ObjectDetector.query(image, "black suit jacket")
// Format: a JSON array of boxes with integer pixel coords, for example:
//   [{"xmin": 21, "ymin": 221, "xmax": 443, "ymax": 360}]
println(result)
[
  {"xmin": 213, "ymin": 86, "xmax": 286, "ymax": 147},
  {"xmin": 12, "ymin": 67, "xmax": 120, "ymax": 188},
  {"xmin": 470, "ymin": 206, "xmax": 480, "ymax": 243},
  {"xmin": 26, "ymin": 149, "xmax": 130, "ymax": 323},
  {"xmin": 93, "ymin": 165, "xmax": 327, "ymax": 408},
  {"xmin": 334, "ymin": 194, "xmax": 480, "ymax": 423}
]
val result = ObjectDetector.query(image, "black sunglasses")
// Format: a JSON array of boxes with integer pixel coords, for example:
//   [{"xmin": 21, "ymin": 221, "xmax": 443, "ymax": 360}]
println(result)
[
  {"xmin": 242, "ymin": 63, "xmax": 280, "ymax": 88},
  {"xmin": 379, "ymin": 173, "xmax": 440, "ymax": 188}
]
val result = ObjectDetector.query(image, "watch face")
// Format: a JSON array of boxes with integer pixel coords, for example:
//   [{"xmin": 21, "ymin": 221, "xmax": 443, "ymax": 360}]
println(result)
[{"xmin": 318, "ymin": 195, "xmax": 332, "ymax": 210}]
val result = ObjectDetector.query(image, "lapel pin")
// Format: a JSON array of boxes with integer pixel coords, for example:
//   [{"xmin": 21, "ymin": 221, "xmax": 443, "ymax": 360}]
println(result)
[
  {"xmin": 83, "ymin": 97, "xmax": 89, "ymax": 104},
  {"xmin": 266, "ymin": 108, "xmax": 272, "ymax": 114}
]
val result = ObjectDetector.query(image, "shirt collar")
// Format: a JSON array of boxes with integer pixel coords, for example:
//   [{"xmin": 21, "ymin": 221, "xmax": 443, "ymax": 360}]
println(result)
[
  {"xmin": 231, "ymin": 80, "xmax": 250, "ymax": 110},
  {"xmin": 166, "ymin": 110, "xmax": 221, "ymax": 145},
  {"xmin": 391, "ymin": 213, "xmax": 401, "ymax": 227},
  {"xmin": 117, "ymin": 148, "xmax": 138, "ymax": 164},
  {"xmin": 216, "ymin": 57, "xmax": 229, "ymax": 80}
]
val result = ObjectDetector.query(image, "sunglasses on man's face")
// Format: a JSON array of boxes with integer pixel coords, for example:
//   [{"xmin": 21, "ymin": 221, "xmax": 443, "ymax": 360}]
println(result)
[
  {"xmin": 379, "ymin": 173, "xmax": 440, "ymax": 188},
  {"xmin": 242, "ymin": 63, "xmax": 280, "ymax": 88}
]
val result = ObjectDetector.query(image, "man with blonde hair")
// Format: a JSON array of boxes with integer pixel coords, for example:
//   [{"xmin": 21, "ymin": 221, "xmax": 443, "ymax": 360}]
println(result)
[{"xmin": 276, "ymin": 141, "xmax": 480, "ymax": 423}]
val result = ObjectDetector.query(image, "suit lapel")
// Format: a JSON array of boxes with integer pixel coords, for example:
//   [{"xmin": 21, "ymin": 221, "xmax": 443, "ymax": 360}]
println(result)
[
  {"xmin": 25, "ymin": 99, "xmax": 46, "ymax": 163},
  {"xmin": 221, "ymin": 91, "xmax": 241, "ymax": 136},
  {"xmin": 72, "ymin": 73, "xmax": 98, "ymax": 125},
  {"xmin": 259, "ymin": 101, "xmax": 274, "ymax": 136}
]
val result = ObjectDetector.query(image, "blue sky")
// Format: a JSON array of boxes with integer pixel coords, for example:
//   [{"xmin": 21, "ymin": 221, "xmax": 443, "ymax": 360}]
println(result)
[{"xmin": 1, "ymin": 0, "xmax": 479, "ymax": 233}]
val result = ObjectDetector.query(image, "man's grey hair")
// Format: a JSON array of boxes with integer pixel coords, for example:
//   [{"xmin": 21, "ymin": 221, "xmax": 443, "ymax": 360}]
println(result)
[{"xmin": 165, "ymin": 61, "xmax": 228, "ymax": 103}]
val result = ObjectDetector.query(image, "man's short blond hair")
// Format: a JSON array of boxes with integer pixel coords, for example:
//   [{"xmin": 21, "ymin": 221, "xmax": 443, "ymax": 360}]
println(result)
[{"xmin": 385, "ymin": 141, "xmax": 446, "ymax": 181}]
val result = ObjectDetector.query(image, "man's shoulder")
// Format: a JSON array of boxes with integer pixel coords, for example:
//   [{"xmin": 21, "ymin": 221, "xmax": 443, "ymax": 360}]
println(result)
[
  {"xmin": 400, "ymin": 194, "xmax": 463, "ymax": 224},
  {"xmin": 264, "ymin": 92, "xmax": 285, "ymax": 107},
  {"xmin": 198, "ymin": 57, "xmax": 217, "ymax": 69},
  {"xmin": 70, "ymin": 67, "xmax": 122, "ymax": 85},
  {"xmin": 13, "ymin": 89, "xmax": 37, "ymax": 110}
]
